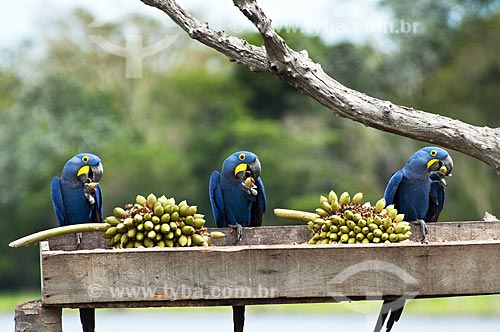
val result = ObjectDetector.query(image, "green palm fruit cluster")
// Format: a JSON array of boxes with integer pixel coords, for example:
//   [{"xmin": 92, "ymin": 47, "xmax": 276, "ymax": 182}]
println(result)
[
  {"xmin": 307, "ymin": 190, "xmax": 412, "ymax": 245},
  {"xmin": 103, "ymin": 193, "xmax": 225, "ymax": 248}
]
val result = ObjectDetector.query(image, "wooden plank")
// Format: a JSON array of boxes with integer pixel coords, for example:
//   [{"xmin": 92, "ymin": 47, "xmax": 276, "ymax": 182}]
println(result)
[
  {"xmin": 41, "ymin": 239, "xmax": 500, "ymax": 306},
  {"xmin": 15, "ymin": 300, "xmax": 62, "ymax": 332},
  {"xmin": 44, "ymin": 221, "xmax": 500, "ymax": 251}
]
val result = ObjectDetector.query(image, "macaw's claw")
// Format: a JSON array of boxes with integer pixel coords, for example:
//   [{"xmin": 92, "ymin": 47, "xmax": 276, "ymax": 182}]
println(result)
[
  {"xmin": 411, "ymin": 219, "xmax": 428, "ymax": 244},
  {"xmin": 76, "ymin": 232, "xmax": 83, "ymax": 247},
  {"xmin": 229, "ymin": 223, "xmax": 243, "ymax": 243}
]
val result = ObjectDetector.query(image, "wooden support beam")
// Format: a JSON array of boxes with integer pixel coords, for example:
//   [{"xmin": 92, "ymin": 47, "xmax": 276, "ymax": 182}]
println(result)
[{"xmin": 15, "ymin": 300, "xmax": 62, "ymax": 332}]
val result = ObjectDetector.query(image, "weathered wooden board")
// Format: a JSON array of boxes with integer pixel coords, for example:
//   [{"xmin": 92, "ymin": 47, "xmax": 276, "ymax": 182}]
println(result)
[
  {"xmin": 15, "ymin": 300, "xmax": 61, "ymax": 332},
  {"xmin": 40, "ymin": 222, "xmax": 500, "ymax": 308}
]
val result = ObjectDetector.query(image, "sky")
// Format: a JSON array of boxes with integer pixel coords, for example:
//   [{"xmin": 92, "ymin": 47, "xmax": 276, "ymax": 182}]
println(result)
[{"xmin": 0, "ymin": 0, "xmax": 393, "ymax": 48}]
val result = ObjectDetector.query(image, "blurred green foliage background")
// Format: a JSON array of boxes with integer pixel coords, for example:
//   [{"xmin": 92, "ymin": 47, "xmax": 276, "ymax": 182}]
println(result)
[{"xmin": 1, "ymin": 0, "xmax": 499, "ymax": 291}]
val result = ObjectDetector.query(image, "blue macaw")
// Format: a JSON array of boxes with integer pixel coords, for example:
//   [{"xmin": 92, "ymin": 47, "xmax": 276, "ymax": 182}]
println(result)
[
  {"xmin": 51, "ymin": 153, "xmax": 103, "ymax": 332},
  {"xmin": 209, "ymin": 150, "xmax": 266, "ymax": 332},
  {"xmin": 373, "ymin": 146, "xmax": 453, "ymax": 332}
]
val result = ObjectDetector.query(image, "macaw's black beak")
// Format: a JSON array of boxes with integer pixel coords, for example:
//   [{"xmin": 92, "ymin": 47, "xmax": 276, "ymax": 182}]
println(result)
[
  {"xmin": 439, "ymin": 155, "xmax": 453, "ymax": 177},
  {"xmin": 77, "ymin": 162, "xmax": 103, "ymax": 183},
  {"xmin": 234, "ymin": 158, "xmax": 261, "ymax": 180}
]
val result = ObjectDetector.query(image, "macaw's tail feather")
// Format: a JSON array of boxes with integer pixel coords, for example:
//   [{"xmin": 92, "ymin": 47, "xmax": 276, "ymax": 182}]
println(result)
[
  {"xmin": 233, "ymin": 305, "xmax": 245, "ymax": 332},
  {"xmin": 79, "ymin": 308, "xmax": 95, "ymax": 332},
  {"xmin": 373, "ymin": 299, "xmax": 406, "ymax": 332}
]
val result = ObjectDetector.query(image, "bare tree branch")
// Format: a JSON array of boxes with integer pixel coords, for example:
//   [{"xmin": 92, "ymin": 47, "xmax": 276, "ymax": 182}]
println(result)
[{"xmin": 140, "ymin": 0, "xmax": 500, "ymax": 173}]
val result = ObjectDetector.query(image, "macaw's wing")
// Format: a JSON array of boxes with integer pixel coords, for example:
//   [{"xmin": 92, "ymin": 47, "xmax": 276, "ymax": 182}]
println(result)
[
  {"xmin": 250, "ymin": 177, "xmax": 266, "ymax": 227},
  {"xmin": 209, "ymin": 171, "xmax": 226, "ymax": 227},
  {"xmin": 90, "ymin": 184, "xmax": 103, "ymax": 223},
  {"xmin": 426, "ymin": 182, "xmax": 444, "ymax": 222},
  {"xmin": 383, "ymin": 170, "xmax": 404, "ymax": 206},
  {"xmin": 51, "ymin": 176, "xmax": 67, "ymax": 226}
]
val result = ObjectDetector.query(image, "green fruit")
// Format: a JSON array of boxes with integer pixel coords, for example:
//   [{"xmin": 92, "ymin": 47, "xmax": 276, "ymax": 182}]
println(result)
[
  {"xmin": 386, "ymin": 226, "xmax": 395, "ymax": 234},
  {"xmin": 161, "ymin": 213, "xmax": 171, "ymax": 224},
  {"xmin": 373, "ymin": 216, "xmax": 382, "ymax": 226},
  {"xmin": 136, "ymin": 232, "xmax": 145, "ymax": 241},
  {"xmin": 353, "ymin": 226, "xmax": 362, "ymax": 234},
  {"xmin": 124, "ymin": 218, "xmax": 134, "ymax": 229},
  {"xmin": 347, "ymin": 220, "xmax": 356, "ymax": 230},
  {"xmin": 147, "ymin": 230, "xmax": 156, "ymax": 240},
  {"xmin": 144, "ymin": 213, "xmax": 152, "ymax": 221},
  {"xmin": 144, "ymin": 221, "xmax": 154, "ymax": 231},
  {"xmin": 388, "ymin": 209, "xmax": 398, "ymax": 220},
  {"xmin": 105, "ymin": 216, "xmax": 120, "ymax": 225},
  {"xmin": 154, "ymin": 205, "xmax": 164, "ymax": 217},
  {"xmin": 178, "ymin": 235, "xmax": 188, "ymax": 247},
  {"xmin": 321, "ymin": 201, "xmax": 333, "ymax": 213},
  {"xmin": 320, "ymin": 195, "xmax": 329, "ymax": 204},
  {"xmin": 328, "ymin": 190, "xmax": 338, "ymax": 203},
  {"xmin": 348, "ymin": 230, "xmax": 355, "ymax": 238},
  {"xmin": 134, "ymin": 241, "xmax": 143, "ymax": 248},
  {"xmin": 182, "ymin": 226, "xmax": 195, "ymax": 236},
  {"xmin": 381, "ymin": 233, "xmax": 389, "ymax": 241},
  {"xmin": 136, "ymin": 223, "xmax": 144, "ymax": 232},
  {"xmin": 112, "ymin": 233, "xmax": 121, "ymax": 244},
  {"xmin": 166, "ymin": 231, "xmax": 174, "ymax": 240},
  {"xmin": 157, "ymin": 195, "xmax": 168, "ymax": 205},
  {"xmin": 165, "ymin": 239, "xmax": 174, "ymax": 247},
  {"xmin": 192, "ymin": 234, "xmax": 205, "ymax": 246},
  {"xmin": 164, "ymin": 205, "xmax": 174, "ymax": 214},
  {"xmin": 362, "ymin": 238, "xmax": 370, "ymax": 244},
  {"xmin": 330, "ymin": 233, "xmax": 339, "ymax": 241},
  {"xmin": 178, "ymin": 200, "xmax": 188, "ymax": 208},
  {"xmin": 175, "ymin": 228, "xmax": 182, "ymax": 237},
  {"xmin": 352, "ymin": 192, "xmax": 363, "ymax": 204},
  {"xmin": 356, "ymin": 233, "xmax": 365, "ymax": 241},
  {"xmin": 103, "ymin": 227, "xmax": 117, "ymax": 239},
  {"xmin": 152, "ymin": 216, "xmax": 160, "ymax": 225},
  {"xmin": 156, "ymin": 240, "xmax": 166, "ymax": 248},
  {"xmin": 113, "ymin": 207, "xmax": 127, "ymax": 218},
  {"xmin": 357, "ymin": 219, "xmax": 367, "ymax": 227},
  {"xmin": 315, "ymin": 208, "xmax": 328, "ymax": 217},
  {"xmin": 340, "ymin": 225, "xmax": 349, "ymax": 234},
  {"xmin": 160, "ymin": 223, "xmax": 170, "ymax": 234},
  {"xmin": 144, "ymin": 238, "xmax": 154, "ymax": 248},
  {"xmin": 154, "ymin": 224, "xmax": 161, "ymax": 232},
  {"xmin": 120, "ymin": 233, "xmax": 129, "ymax": 246},
  {"xmin": 125, "ymin": 241, "xmax": 134, "ymax": 249},
  {"xmin": 352, "ymin": 213, "xmax": 362, "ymax": 222},
  {"xmin": 373, "ymin": 229, "xmax": 383, "ymax": 237},
  {"xmin": 389, "ymin": 233, "xmax": 398, "ymax": 242},
  {"xmin": 340, "ymin": 234, "xmax": 349, "ymax": 243},
  {"xmin": 184, "ymin": 216, "xmax": 194, "ymax": 226},
  {"xmin": 394, "ymin": 214, "xmax": 405, "ymax": 223},
  {"xmin": 361, "ymin": 226, "xmax": 370, "ymax": 235},
  {"xmin": 193, "ymin": 218, "xmax": 206, "ymax": 229},
  {"xmin": 383, "ymin": 218, "xmax": 392, "ymax": 229},
  {"xmin": 373, "ymin": 237, "xmax": 381, "ymax": 243},
  {"xmin": 136, "ymin": 195, "xmax": 147, "ymax": 206},
  {"xmin": 169, "ymin": 221, "xmax": 178, "ymax": 231},
  {"xmin": 155, "ymin": 233, "xmax": 163, "ymax": 242},
  {"xmin": 179, "ymin": 205, "xmax": 190, "ymax": 217},
  {"xmin": 210, "ymin": 231, "xmax": 226, "ymax": 239},
  {"xmin": 339, "ymin": 192, "xmax": 350, "ymax": 205},
  {"xmin": 116, "ymin": 223, "xmax": 127, "ymax": 233},
  {"xmin": 348, "ymin": 237, "xmax": 356, "ymax": 244},
  {"xmin": 374, "ymin": 198, "xmax": 386, "ymax": 213},
  {"xmin": 171, "ymin": 212, "xmax": 179, "ymax": 222},
  {"xmin": 127, "ymin": 228, "xmax": 137, "ymax": 239},
  {"xmin": 146, "ymin": 193, "xmax": 157, "ymax": 209},
  {"xmin": 331, "ymin": 201, "xmax": 341, "ymax": 212},
  {"xmin": 330, "ymin": 225, "xmax": 339, "ymax": 233},
  {"xmin": 133, "ymin": 214, "xmax": 143, "ymax": 224},
  {"xmin": 368, "ymin": 223, "xmax": 379, "ymax": 231},
  {"xmin": 367, "ymin": 232, "xmax": 374, "ymax": 241},
  {"xmin": 188, "ymin": 206, "xmax": 197, "ymax": 216}
]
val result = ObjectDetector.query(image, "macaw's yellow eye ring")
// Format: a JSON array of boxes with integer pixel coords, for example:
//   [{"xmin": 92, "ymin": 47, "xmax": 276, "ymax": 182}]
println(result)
[
  {"xmin": 82, "ymin": 155, "xmax": 89, "ymax": 163},
  {"xmin": 238, "ymin": 153, "xmax": 246, "ymax": 161},
  {"xmin": 430, "ymin": 150, "xmax": 437, "ymax": 157}
]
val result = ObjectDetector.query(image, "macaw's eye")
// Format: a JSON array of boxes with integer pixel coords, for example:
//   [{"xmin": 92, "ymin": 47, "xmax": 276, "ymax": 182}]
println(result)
[
  {"xmin": 82, "ymin": 155, "xmax": 89, "ymax": 163},
  {"xmin": 238, "ymin": 153, "xmax": 246, "ymax": 161},
  {"xmin": 429, "ymin": 150, "xmax": 437, "ymax": 157}
]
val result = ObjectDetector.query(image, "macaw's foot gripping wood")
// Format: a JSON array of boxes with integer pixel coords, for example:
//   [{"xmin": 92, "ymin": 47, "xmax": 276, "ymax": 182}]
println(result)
[{"xmin": 15, "ymin": 300, "xmax": 62, "ymax": 332}]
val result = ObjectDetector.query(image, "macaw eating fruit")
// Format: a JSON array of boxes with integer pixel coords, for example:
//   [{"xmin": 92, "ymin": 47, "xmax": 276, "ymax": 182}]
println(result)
[
  {"xmin": 374, "ymin": 146, "xmax": 453, "ymax": 332},
  {"xmin": 51, "ymin": 153, "xmax": 103, "ymax": 332},
  {"xmin": 209, "ymin": 150, "xmax": 266, "ymax": 332}
]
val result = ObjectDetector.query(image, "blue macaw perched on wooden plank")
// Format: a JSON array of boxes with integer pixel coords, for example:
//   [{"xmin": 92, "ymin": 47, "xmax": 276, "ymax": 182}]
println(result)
[
  {"xmin": 51, "ymin": 153, "xmax": 103, "ymax": 332},
  {"xmin": 209, "ymin": 150, "xmax": 266, "ymax": 332},
  {"xmin": 373, "ymin": 146, "xmax": 453, "ymax": 332}
]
